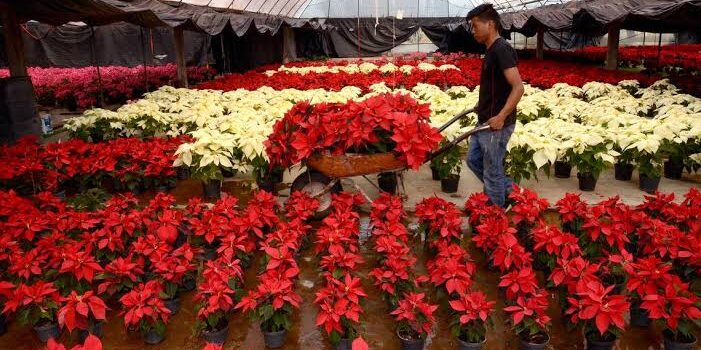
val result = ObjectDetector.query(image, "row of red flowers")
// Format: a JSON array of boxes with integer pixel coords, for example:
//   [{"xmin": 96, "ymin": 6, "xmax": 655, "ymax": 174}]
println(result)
[
  {"xmin": 465, "ymin": 190, "xmax": 552, "ymax": 345},
  {"xmin": 313, "ymin": 193, "xmax": 369, "ymax": 349},
  {"xmin": 0, "ymin": 188, "xmax": 297, "ymax": 347},
  {"xmin": 0, "ymin": 65, "xmax": 216, "ymax": 109},
  {"xmin": 369, "ymin": 194, "xmax": 438, "ymax": 345},
  {"xmin": 465, "ymin": 186, "xmax": 701, "ymax": 346},
  {"xmin": 414, "ymin": 196, "xmax": 496, "ymax": 345},
  {"xmin": 198, "ymin": 56, "xmax": 658, "ymax": 92},
  {"xmin": 518, "ymin": 44, "xmax": 701, "ymax": 72},
  {"xmin": 0, "ymin": 136, "xmax": 184, "ymax": 196},
  {"xmin": 265, "ymin": 93, "xmax": 442, "ymax": 171},
  {"xmin": 234, "ymin": 191, "xmax": 319, "ymax": 344}
]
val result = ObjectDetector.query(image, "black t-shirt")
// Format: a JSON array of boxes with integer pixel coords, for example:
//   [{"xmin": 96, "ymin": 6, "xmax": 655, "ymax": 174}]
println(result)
[{"xmin": 477, "ymin": 38, "xmax": 518, "ymax": 125}]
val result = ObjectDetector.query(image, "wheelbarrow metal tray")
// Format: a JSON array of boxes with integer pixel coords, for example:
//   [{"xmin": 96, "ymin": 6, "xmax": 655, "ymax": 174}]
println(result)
[{"xmin": 306, "ymin": 152, "xmax": 406, "ymax": 178}]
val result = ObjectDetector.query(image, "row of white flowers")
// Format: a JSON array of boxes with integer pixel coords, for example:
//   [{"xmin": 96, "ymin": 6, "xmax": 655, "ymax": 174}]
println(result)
[
  {"xmin": 263, "ymin": 61, "xmax": 459, "ymax": 76},
  {"xmin": 64, "ymin": 79, "xmax": 700, "ymax": 180}
]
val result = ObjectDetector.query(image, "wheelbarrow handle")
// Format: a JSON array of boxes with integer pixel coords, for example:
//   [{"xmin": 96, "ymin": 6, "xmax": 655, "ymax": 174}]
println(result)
[
  {"xmin": 437, "ymin": 108, "xmax": 476, "ymax": 133},
  {"xmin": 426, "ymin": 124, "xmax": 492, "ymax": 162}
]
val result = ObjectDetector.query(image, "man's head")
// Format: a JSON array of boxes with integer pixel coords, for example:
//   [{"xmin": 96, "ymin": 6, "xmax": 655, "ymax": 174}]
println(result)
[{"xmin": 466, "ymin": 3, "xmax": 501, "ymax": 44}]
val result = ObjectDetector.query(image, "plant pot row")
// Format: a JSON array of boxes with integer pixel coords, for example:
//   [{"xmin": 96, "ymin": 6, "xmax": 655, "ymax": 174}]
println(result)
[{"xmin": 553, "ymin": 161, "xmax": 663, "ymax": 194}]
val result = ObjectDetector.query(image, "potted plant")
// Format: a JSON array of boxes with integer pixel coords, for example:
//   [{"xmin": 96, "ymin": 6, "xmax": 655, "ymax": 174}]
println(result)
[
  {"xmin": 315, "ymin": 273, "xmax": 367, "ymax": 350},
  {"xmin": 194, "ymin": 279, "xmax": 237, "ymax": 345},
  {"xmin": 57, "ymin": 291, "xmax": 108, "ymax": 341},
  {"xmin": 235, "ymin": 272, "xmax": 302, "ymax": 348},
  {"xmin": 660, "ymin": 138, "xmax": 690, "ymax": 180},
  {"xmin": 565, "ymin": 280, "xmax": 629, "ymax": 350},
  {"xmin": 378, "ymin": 172, "xmax": 398, "ymax": 194},
  {"xmin": 612, "ymin": 144, "xmax": 636, "ymax": 181},
  {"xmin": 151, "ymin": 244, "xmax": 197, "ymax": 315},
  {"xmin": 640, "ymin": 279, "xmax": 700, "ymax": 350},
  {"xmin": 173, "ymin": 130, "xmax": 242, "ymax": 201},
  {"xmin": 0, "ymin": 281, "xmax": 12, "ymax": 336},
  {"xmin": 4, "ymin": 281, "xmax": 62, "ymax": 342},
  {"xmin": 570, "ymin": 143, "xmax": 615, "ymax": 192},
  {"xmin": 119, "ymin": 280, "xmax": 172, "ymax": 345},
  {"xmin": 449, "ymin": 291, "xmax": 495, "ymax": 350},
  {"xmin": 553, "ymin": 157, "xmax": 572, "ymax": 179},
  {"xmin": 391, "ymin": 292, "xmax": 438, "ymax": 350},
  {"xmin": 503, "ymin": 292, "xmax": 551, "ymax": 350},
  {"xmin": 433, "ymin": 143, "xmax": 462, "ymax": 194},
  {"xmin": 631, "ymin": 142, "xmax": 663, "ymax": 193},
  {"xmin": 252, "ymin": 155, "xmax": 284, "ymax": 194}
]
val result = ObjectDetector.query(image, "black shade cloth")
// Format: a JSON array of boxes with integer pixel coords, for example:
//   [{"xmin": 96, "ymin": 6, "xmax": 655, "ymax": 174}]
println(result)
[
  {"xmin": 326, "ymin": 18, "xmax": 420, "ymax": 57},
  {"xmin": 623, "ymin": 0, "xmax": 701, "ymax": 33},
  {"xmin": 0, "ymin": 21, "xmax": 211, "ymax": 67},
  {"xmin": 5, "ymin": 0, "xmax": 334, "ymax": 36}
]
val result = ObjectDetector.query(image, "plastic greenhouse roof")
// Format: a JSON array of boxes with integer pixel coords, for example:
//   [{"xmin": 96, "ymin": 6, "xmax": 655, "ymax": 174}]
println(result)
[{"xmin": 169, "ymin": 0, "xmax": 570, "ymax": 18}]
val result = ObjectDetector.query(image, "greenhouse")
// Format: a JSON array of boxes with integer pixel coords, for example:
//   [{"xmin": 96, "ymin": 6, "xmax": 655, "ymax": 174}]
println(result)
[{"xmin": 0, "ymin": 0, "xmax": 700, "ymax": 349}]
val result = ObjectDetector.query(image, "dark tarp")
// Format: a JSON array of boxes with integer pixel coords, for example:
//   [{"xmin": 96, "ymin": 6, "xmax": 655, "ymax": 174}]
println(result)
[
  {"xmin": 0, "ymin": 21, "xmax": 211, "ymax": 67},
  {"xmin": 623, "ymin": 0, "xmax": 701, "ymax": 33},
  {"xmin": 210, "ymin": 25, "xmax": 283, "ymax": 73},
  {"xmin": 326, "ymin": 18, "xmax": 420, "ymax": 57},
  {"xmin": 501, "ymin": 0, "xmax": 589, "ymax": 36},
  {"xmin": 571, "ymin": 0, "xmax": 646, "ymax": 36},
  {"xmin": 5, "ymin": 0, "xmax": 334, "ymax": 36}
]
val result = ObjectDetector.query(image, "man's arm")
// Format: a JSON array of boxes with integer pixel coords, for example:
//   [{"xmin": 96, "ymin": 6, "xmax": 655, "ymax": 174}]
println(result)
[{"xmin": 486, "ymin": 67, "xmax": 524, "ymax": 130}]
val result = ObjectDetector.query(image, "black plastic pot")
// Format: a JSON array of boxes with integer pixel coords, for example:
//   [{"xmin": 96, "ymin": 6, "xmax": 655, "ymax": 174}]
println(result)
[
  {"xmin": 143, "ymin": 329, "xmax": 165, "ymax": 345},
  {"xmin": 177, "ymin": 167, "xmax": 190, "ymax": 180},
  {"xmin": 181, "ymin": 277, "xmax": 197, "ymax": 292},
  {"xmin": 430, "ymin": 165, "xmax": 440, "ymax": 181},
  {"xmin": 221, "ymin": 168, "xmax": 235, "ymax": 178},
  {"xmin": 614, "ymin": 163, "xmax": 634, "ymax": 181},
  {"xmin": 202, "ymin": 322, "xmax": 229, "ymax": 345},
  {"xmin": 200, "ymin": 247, "xmax": 218, "ymax": 261},
  {"xmin": 202, "ymin": 181, "xmax": 221, "ymax": 201},
  {"xmin": 663, "ymin": 331, "xmax": 697, "ymax": 350},
  {"xmin": 33, "ymin": 322, "xmax": 60, "ymax": 342},
  {"xmin": 441, "ymin": 174, "xmax": 460, "ymax": 193},
  {"xmin": 79, "ymin": 320, "xmax": 104, "ymax": 341},
  {"xmin": 164, "ymin": 297, "xmax": 180, "ymax": 315},
  {"xmin": 639, "ymin": 174, "xmax": 661, "ymax": 194},
  {"xmin": 256, "ymin": 178, "xmax": 277, "ymax": 195},
  {"xmin": 458, "ymin": 336, "xmax": 486, "ymax": 350},
  {"xmin": 630, "ymin": 302, "xmax": 651, "ymax": 328},
  {"xmin": 554, "ymin": 161, "xmax": 572, "ymax": 178},
  {"xmin": 586, "ymin": 333, "xmax": 616, "ymax": 350},
  {"xmin": 397, "ymin": 329, "xmax": 425, "ymax": 350},
  {"xmin": 519, "ymin": 332, "xmax": 549, "ymax": 350},
  {"xmin": 0, "ymin": 314, "xmax": 8, "ymax": 336},
  {"xmin": 378, "ymin": 172, "xmax": 398, "ymax": 194},
  {"xmin": 262, "ymin": 329, "xmax": 287, "ymax": 348},
  {"xmin": 334, "ymin": 338, "xmax": 353, "ymax": 350},
  {"xmin": 577, "ymin": 173, "xmax": 597, "ymax": 192},
  {"xmin": 664, "ymin": 157, "xmax": 684, "ymax": 180}
]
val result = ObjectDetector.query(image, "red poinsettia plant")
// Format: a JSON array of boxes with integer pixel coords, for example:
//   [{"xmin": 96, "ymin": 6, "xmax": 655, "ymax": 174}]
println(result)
[
  {"xmin": 391, "ymin": 292, "xmax": 438, "ymax": 341},
  {"xmin": 47, "ymin": 334, "xmax": 102, "ymax": 350},
  {"xmin": 639, "ymin": 277, "xmax": 701, "ymax": 343},
  {"xmin": 235, "ymin": 269, "xmax": 302, "ymax": 333},
  {"xmin": 565, "ymin": 280, "xmax": 629, "ymax": 342},
  {"xmin": 57, "ymin": 291, "xmax": 108, "ymax": 333},
  {"xmin": 2, "ymin": 280, "xmax": 62, "ymax": 328},
  {"xmin": 119, "ymin": 280, "xmax": 171, "ymax": 338},
  {"xmin": 449, "ymin": 290, "xmax": 495, "ymax": 344},
  {"xmin": 314, "ymin": 273, "xmax": 367, "ymax": 345},
  {"xmin": 415, "ymin": 197, "xmax": 464, "ymax": 245},
  {"xmin": 503, "ymin": 289, "xmax": 552, "ymax": 343},
  {"xmin": 265, "ymin": 93, "xmax": 442, "ymax": 170}
]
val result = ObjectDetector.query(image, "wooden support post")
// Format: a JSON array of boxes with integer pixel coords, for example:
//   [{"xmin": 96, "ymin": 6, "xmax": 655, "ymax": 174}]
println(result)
[
  {"xmin": 173, "ymin": 27, "xmax": 188, "ymax": 88},
  {"xmin": 1, "ymin": 6, "xmax": 28, "ymax": 77},
  {"xmin": 536, "ymin": 28, "xmax": 544, "ymax": 60},
  {"xmin": 605, "ymin": 26, "xmax": 620, "ymax": 70}
]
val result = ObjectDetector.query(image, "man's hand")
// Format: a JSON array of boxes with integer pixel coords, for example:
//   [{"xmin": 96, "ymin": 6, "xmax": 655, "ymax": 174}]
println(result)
[{"xmin": 486, "ymin": 115, "xmax": 506, "ymax": 130}]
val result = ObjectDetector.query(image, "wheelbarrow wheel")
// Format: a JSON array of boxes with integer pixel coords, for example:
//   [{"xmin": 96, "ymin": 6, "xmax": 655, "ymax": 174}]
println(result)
[{"xmin": 290, "ymin": 171, "xmax": 342, "ymax": 218}]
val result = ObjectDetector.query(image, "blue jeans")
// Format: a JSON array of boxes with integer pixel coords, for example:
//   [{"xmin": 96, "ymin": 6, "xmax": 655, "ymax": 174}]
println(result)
[{"xmin": 466, "ymin": 123, "xmax": 515, "ymax": 208}]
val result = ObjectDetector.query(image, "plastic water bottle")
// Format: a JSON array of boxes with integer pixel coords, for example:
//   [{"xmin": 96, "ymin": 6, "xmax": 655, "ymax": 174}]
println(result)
[{"xmin": 41, "ymin": 113, "xmax": 53, "ymax": 134}]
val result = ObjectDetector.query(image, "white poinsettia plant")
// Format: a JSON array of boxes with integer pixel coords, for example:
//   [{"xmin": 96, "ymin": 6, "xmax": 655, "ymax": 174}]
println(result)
[{"xmin": 173, "ymin": 129, "xmax": 246, "ymax": 183}]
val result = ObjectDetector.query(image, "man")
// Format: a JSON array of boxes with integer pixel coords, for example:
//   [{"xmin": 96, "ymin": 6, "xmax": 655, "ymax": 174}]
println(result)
[{"xmin": 465, "ymin": 3, "xmax": 524, "ymax": 208}]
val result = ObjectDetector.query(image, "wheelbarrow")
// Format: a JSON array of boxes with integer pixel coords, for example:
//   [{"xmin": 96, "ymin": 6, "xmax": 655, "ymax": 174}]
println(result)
[{"xmin": 290, "ymin": 108, "xmax": 490, "ymax": 213}]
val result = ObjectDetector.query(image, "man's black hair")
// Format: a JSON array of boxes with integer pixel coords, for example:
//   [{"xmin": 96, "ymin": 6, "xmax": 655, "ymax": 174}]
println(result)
[{"xmin": 466, "ymin": 3, "xmax": 501, "ymax": 31}]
